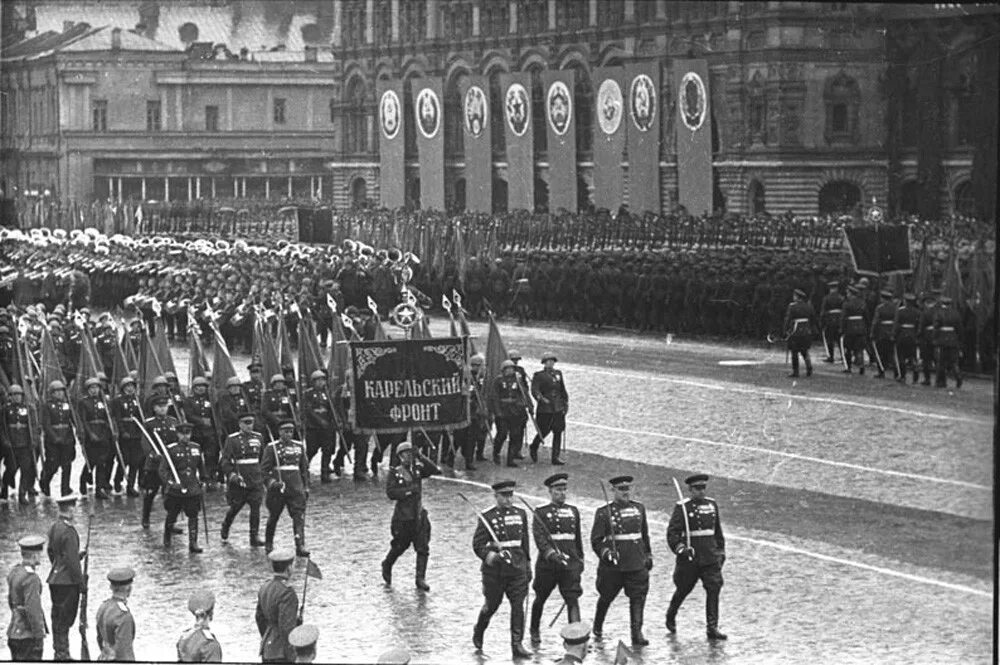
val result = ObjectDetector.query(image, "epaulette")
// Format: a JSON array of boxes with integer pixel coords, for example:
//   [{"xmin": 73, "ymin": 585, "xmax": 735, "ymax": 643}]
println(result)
[
  {"xmin": 675, "ymin": 497, "xmax": 691, "ymax": 505},
  {"xmin": 117, "ymin": 600, "xmax": 129, "ymax": 613},
  {"xmin": 202, "ymin": 628, "xmax": 214, "ymax": 640},
  {"xmin": 705, "ymin": 496, "xmax": 716, "ymax": 502}
]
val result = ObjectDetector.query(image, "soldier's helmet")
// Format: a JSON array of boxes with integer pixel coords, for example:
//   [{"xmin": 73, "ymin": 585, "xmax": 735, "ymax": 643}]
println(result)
[
  {"xmin": 470, "ymin": 353, "xmax": 485, "ymax": 366},
  {"xmin": 310, "ymin": 370, "xmax": 326, "ymax": 381},
  {"xmin": 120, "ymin": 377, "xmax": 136, "ymax": 389},
  {"xmin": 270, "ymin": 374, "xmax": 285, "ymax": 385},
  {"xmin": 84, "ymin": 377, "xmax": 102, "ymax": 389},
  {"xmin": 48, "ymin": 380, "xmax": 66, "ymax": 392},
  {"xmin": 500, "ymin": 359, "xmax": 516, "ymax": 371},
  {"xmin": 226, "ymin": 377, "xmax": 242, "ymax": 388},
  {"xmin": 8, "ymin": 384, "xmax": 24, "ymax": 394},
  {"xmin": 152, "ymin": 375, "xmax": 168, "ymax": 387},
  {"xmin": 192, "ymin": 377, "xmax": 210, "ymax": 388}
]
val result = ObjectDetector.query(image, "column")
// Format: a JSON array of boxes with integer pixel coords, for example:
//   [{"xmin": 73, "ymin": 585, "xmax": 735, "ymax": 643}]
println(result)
[
  {"xmin": 117, "ymin": 178, "xmax": 122, "ymax": 200},
  {"xmin": 624, "ymin": 0, "xmax": 634, "ymax": 21},
  {"xmin": 265, "ymin": 178, "xmax": 270, "ymax": 199},
  {"xmin": 332, "ymin": 0, "xmax": 343, "ymax": 46},
  {"xmin": 195, "ymin": 177, "xmax": 201, "ymax": 199},
  {"xmin": 509, "ymin": 0, "xmax": 517, "ymax": 33},
  {"xmin": 317, "ymin": 175, "xmax": 323, "ymax": 198},
  {"xmin": 187, "ymin": 177, "xmax": 193, "ymax": 201},
  {"xmin": 472, "ymin": 3, "xmax": 480, "ymax": 36},
  {"xmin": 287, "ymin": 176, "xmax": 293, "ymax": 198},
  {"xmin": 174, "ymin": 86, "xmax": 182, "ymax": 131},
  {"xmin": 164, "ymin": 177, "xmax": 170, "ymax": 202},
  {"xmin": 365, "ymin": 0, "xmax": 374, "ymax": 44},
  {"xmin": 233, "ymin": 177, "xmax": 238, "ymax": 197},
  {"xmin": 426, "ymin": 0, "xmax": 437, "ymax": 39},
  {"xmin": 108, "ymin": 177, "xmax": 113, "ymax": 199},
  {"xmin": 226, "ymin": 87, "xmax": 234, "ymax": 131},
  {"xmin": 589, "ymin": 0, "xmax": 597, "ymax": 26},
  {"xmin": 548, "ymin": 0, "xmax": 556, "ymax": 30},
  {"xmin": 656, "ymin": 0, "xmax": 667, "ymax": 19},
  {"xmin": 141, "ymin": 178, "xmax": 146, "ymax": 200},
  {"xmin": 241, "ymin": 177, "xmax": 246, "ymax": 198},
  {"xmin": 391, "ymin": 0, "xmax": 400, "ymax": 41},
  {"xmin": 211, "ymin": 178, "xmax": 216, "ymax": 198}
]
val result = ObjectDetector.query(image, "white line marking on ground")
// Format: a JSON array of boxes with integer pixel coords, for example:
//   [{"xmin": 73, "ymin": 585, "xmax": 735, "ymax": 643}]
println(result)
[
  {"xmin": 434, "ymin": 476, "xmax": 992, "ymax": 600},
  {"xmin": 575, "ymin": 366, "xmax": 991, "ymax": 425},
  {"xmin": 568, "ymin": 420, "xmax": 991, "ymax": 491}
]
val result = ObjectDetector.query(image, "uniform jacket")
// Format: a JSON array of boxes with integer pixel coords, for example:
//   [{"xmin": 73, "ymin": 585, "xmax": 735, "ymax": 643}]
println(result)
[
  {"xmin": 255, "ymin": 575, "xmax": 298, "ymax": 662},
  {"xmin": 78, "ymin": 395, "xmax": 113, "ymax": 448},
  {"xmin": 183, "ymin": 394, "xmax": 217, "ymax": 441},
  {"xmin": 933, "ymin": 306, "xmax": 963, "ymax": 348},
  {"xmin": 918, "ymin": 306, "xmax": 938, "ymax": 345},
  {"xmin": 159, "ymin": 440, "xmax": 206, "ymax": 496},
  {"xmin": 142, "ymin": 415, "xmax": 179, "ymax": 470},
  {"xmin": 840, "ymin": 296, "xmax": 868, "ymax": 335},
  {"xmin": 872, "ymin": 301, "xmax": 897, "ymax": 341},
  {"xmin": 783, "ymin": 301, "xmax": 816, "ymax": 339},
  {"xmin": 667, "ymin": 497, "xmax": 726, "ymax": 567},
  {"xmin": 42, "ymin": 398, "xmax": 75, "ymax": 447},
  {"xmin": 531, "ymin": 501, "xmax": 584, "ymax": 573},
  {"xmin": 110, "ymin": 394, "xmax": 143, "ymax": 441},
  {"xmin": 96, "ymin": 596, "xmax": 135, "ymax": 661},
  {"xmin": 262, "ymin": 390, "xmax": 295, "ymax": 432},
  {"xmin": 3, "ymin": 401, "xmax": 32, "ymax": 448},
  {"xmin": 473, "ymin": 505, "xmax": 531, "ymax": 576},
  {"xmin": 820, "ymin": 292, "xmax": 844, "ymax": 328},
  {"xmin": 261, "ymin": 439, "xmax": 309, "ymax": 494},
  {"xmin": 590, "ymin": 500, "xmax": 652, "ymax": 573},
  {"xmin": 220, "ymin": 431, "xmax": 265, "ymax": 488},
  {"xmin": 469, "ymin": 371, "xmax": 489, "ymax": 425},
  {"xmin": 215, "ymin": 391, "xmax": 250, "ymax": 435},
  {"xmin": 488, "ymin": 375, "xmax": 532, "ymax": 421},
  {"xmin": 46, "ymin": 518, "xmax": 83, "ymax": 585},
  {"xmin": 385, "ymin": 457, "xmax": 440, "ymax": 522},
  {"xmin": 302, "ymin": 388, "xmax": 333, "ymax": 431},
  {"xmin": 530, "ymin": 369, "xmax": 568, "ymax": 414},
  {"xmin": 6, "ymin": 563, "xmax": 47, "ymax": 639},
  {"xmin": 893, "ymin": 305, "xmax": 921, "ymax": 341},
  {"xmin": 177, "ymin": 625, "xmax": 223, "ymax": 662}
]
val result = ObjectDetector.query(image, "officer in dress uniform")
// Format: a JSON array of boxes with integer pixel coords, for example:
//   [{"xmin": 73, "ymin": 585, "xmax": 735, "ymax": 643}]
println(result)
[
  {"xmin": 255, "ymin": 549, "xmax": 300, "ymax": 663},
  {"xmin": 839, "ymin": 285, "xmax": 869, "ymax": 374},
  {"xmin": 665, "ymin": 474, "xmax": 727, "ymax": 640},
  {"xmin": 219, "ymin": 412, "xmax": 267, "ymax": 547},
  {"xmin": 184, "ymin": 377, "xmax": 220, "ymax": 488},
  {"xmin": 783, "ymin": 289, "xmax": 817, "ymax": 378},
  {"xmin": 47, "ymin": 495, "xmax": 85, "ymax": 661},
  {"xmin": 302, "ymin": 371, "xmax": 336, "ymax": 483},
  {"xmin": 381, "ymin": 440, "xmax": 441, "ymax": 591},
  {"xmin": 934, "ymin": 295, "xmax": 964, "ymax": 389},
  {"xmin": 871, "ymin": 289, "xmax": 898, "ymax": 379},
  {"xmin": 471, "ymin": 479, "xmax": 533, "ymax": 659},
  {"xmin": 96, "ymin": 566, "xmax": 136, "ymax": 661},
  {"xmin": 6, "ymin": 535, "xmax": 47, "ymax": 661},
  {"xmin": 528, "ymin": 352, "xmax": 569, "ymax": 465},
  {"xmin": 488, "ymin": 360, "xmax": 533, "ymax": 468},
  {"xmin": 288, "ymin": 624, "xmax": 319, "ymax": 663},
  {"xmin": 141, "ymin": 396, "xmax": 179, "ymax": 530},
  {"xmin": 917, "ymin": 292, "xmax": 939, "ymax": 386},
  {"xmin": 110, "ymin": 377, "xmax": 144, "ymax": 497},
  {"xmin": 555, "ymin": 622, "xmax": 591, "ymax": 665},
  {"xmin": 590, "ymin": 475, "xmax": 653, "ymax": 646},
  {"xmin": 261, "ymin": 420, "xmax": 310, "ymax": 556},
  {"xmin": 159, "ymin": 422, "xmax": 206, "ymax": 553},
  {"xmin": 3, "ymin": 384, "xmax": 37, "ymax": 504},
  {"xmin": 41, "ymin": 380, "xmax": 76, "ymax": 497},
  {"xmin": 893, "ymin": 294, "xmax": 921, "ymax": 383},
  {"xmin": 177, "ymin": 589, "xmax": 222, "ymax": 662},
  {"xmin": 216, "ymin": 377, "xmax": 251, "ymax": 436},
  {"xmin": 528, "ymin": 473, "xmax": 584, "ymax": 646}
]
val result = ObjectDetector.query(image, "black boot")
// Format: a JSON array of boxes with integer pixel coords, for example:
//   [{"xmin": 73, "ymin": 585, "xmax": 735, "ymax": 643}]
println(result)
[
  {"xmin": 666, "ymin": 594, "xmax": 682, "ymax": 633},
  {"xmin": 188, "ymin": 518, "xmax": 203, "ymax": 553},
  {"xmin": 592, "ymin": 597, "xmax": 611, "ymax": 640},
  {"xmin": 630, "ymin": 597, "xmax": 649, "ymax": 646},
  {"xmin": 706, "ymin": 590, "xmax": 727, "ymax": 640},
  {"xmin": 415, "ymin": 554, "xmax": 430, "ymax": 592},
  {"xmin": 220, "ymin": 518, "xmax": 231, "ymax": 543},
  {"xmin": 511, "ymin": 642, "xmax": 532, "ymax": 659},
  {"xmin": 141, "ymin": 494, "xmax": 154, "ymax": 529},
  {"xmin": 529, "ymin": 596, "xmax": 544, "ymax": 645},
  {"xmin": 472, "ymin": 611, "xmax": 490, "ymax": 650},
  {"xmin": 164, "ymin": 521, "xmax": 174, "ymax": 547},
  {"xmin": 381, "ymin": 556, "xmax": 394, "ymax": 586}
]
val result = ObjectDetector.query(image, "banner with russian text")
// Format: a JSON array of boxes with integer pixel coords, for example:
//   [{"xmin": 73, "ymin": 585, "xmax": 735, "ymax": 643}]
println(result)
[
  {"xmin": 460, "ymin": 76, "xmax": 492, "ymax": 213},
  {"xmin": 626, "ymin": 61, "xmax": 661, "ymax": 215},
  {"xmin": 542, "ymin": 70, "xmax": 577, "ymax": 213},
  {"xmin": 413, "ymin": 77, "xmax": 445, "ymax": 211},
  {"xmin": 673, "ymin": 59, "xmax": 712, "ymax": 216},
  {"xmin": 501, "ymin": 72, "xmax": 534, "ymax": 211},
  {"xmin": 349, "ymin": 337, "xmax": 470, "ymax": 434},
  {"xmin": 592, "ymin": 67, "xmax": 626, "ymax": 212},
  {"xmin": 377, "ymin": 79, "xmax": 405, "ymax": 209}
]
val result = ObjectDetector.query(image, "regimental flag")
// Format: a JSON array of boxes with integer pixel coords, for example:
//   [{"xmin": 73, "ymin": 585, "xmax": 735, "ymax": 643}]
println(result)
[
  {"xmin": 110, "ymin": 332, "xmax": 131, "ymax": 394},
  {"xmin": 911, "ymin": 237, "xmax": 932, "ymax": 297},
  {"xmin": 413, "ymin": 77, "xmax": 445, "ymax": 211},
  {"xmin": 966, "ymin": 248, "xmax": 994, "ymax": 332},
  {"xmin": 39, "ymin": 327, "xmax": 64, "ymax": 402},
  {"xmin": 626, "ymin": 61, "xmax": 661, "ymax": 215},
  {"xmin": 592, "ymin": 67, "xmax": 627, "ymax": 212},
  {"xmin": 484, "ymin": 313, "xmax": 509, "ymax": 388},
  {"xmin": 501, "ymin": 72, "xmax": 534, "ymax": 211},
  {"xmin": 940, "ymin": 242, "xmax": 964, "ymax": 309},
  {"xmin": 152, "ymin": 318, "xmax": 176, "ymax": 378},
  {"xmin": 138, "ymin": 328, "xmax": 165, "ymax": 399},
  {"xmin": 673, "ymin": 59, "xmax": 712, "ymax": 216},
  {"xmin": 297, "ymin": 314, "xmax": 324, "ymax": 394},
  {"xmin": 209, "ymin": 322, "xmax": 238, "ymax": 398},
  {"xmin": 843, "ymin": 225, "xmax": 912, "ymax": 276},
  {"xmin": 253, "ymin": 318, "xmax": 282, "ymax": 387},
  {"xmin": 71, "ymin": 327, "xmax": 103, "ymax": 404},
  {"xmin": 461, "ymin": 76, "xmax": 492, "ymax": 213},
  {"xmin": 276, "ymin": 315, "xmax": 295, "ymax": 377},
  {"xmin": 542, "ymin": 70, "xmax": 577, "ymax": 213},
  {"xmin": 188, "ymin": 328, "xmax": 210, "ymax": 389},
  {"xmin": 377, "ymin": 79, "xmax": 406, "ymax": 209}
]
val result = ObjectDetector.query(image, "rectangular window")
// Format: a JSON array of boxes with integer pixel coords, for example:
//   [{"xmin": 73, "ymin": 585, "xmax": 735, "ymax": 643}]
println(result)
[
  {"xmin": 205, "ymin": 105, "xmax": 219, "ymax": 131},
  {"xmin": 831, "ymin": 103, "xmax": 848, "ymax": 133},
  {"xmin": 146, "ymin": 100, "xmax": 161, "ymax": 131},
  {"xmin": 92, "ymin": 99, "xmax": 108, "ymax": 132},
  {"xmin": 273, "ymin": 98, "xmax": 286, "ymax": 124}
]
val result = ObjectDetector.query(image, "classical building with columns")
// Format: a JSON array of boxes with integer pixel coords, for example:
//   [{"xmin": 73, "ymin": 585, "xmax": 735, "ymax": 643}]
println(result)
[{"xmin": 2, "ymin": 1, "xmax": 997, "ymax": 218}]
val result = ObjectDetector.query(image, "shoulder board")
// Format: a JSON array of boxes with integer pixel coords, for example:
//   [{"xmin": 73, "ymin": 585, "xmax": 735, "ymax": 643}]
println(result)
[
  {"xmin": 675, "ymin": 497, "xmax": 691, "ymax": 505},
  {"xmin": 706, "ymin": 496, "xmax": 717, "ymax": 502},
  {"xmin": 117, "ymin": 601, "xmax": 129, "ymax": 613},
  {"xmin": 202, "ymin": 629, "xmax": 215, "ymax": 640}
]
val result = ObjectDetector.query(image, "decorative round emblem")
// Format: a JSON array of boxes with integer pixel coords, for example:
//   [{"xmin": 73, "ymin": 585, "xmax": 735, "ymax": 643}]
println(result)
[
  {"xmin": 597, "ymin": 78, "xmax": 623, "ymax": 136},
  {"xmin": 546, "ymin": 81, "xmax": 572, "ymax": 137},
  {"xmin": 866, "ymin": 205, "xmax": 884, "ymax": 224},
  {"xmin": 463, "ymin": 85, "xmax": 488, "ymax": 138},
  {"xmin": 415, "ymin": 87, "xmax": 441, "ymax": 140},
  {"xmin": 679, "ymin": 72, "xmax": 707, "ymax": 132},
  {"xmin": 630, "ymin": 73, "xmax": 656, "ymax": 132},
  {"xmin": 390, "ymin": 301, "xmax": 421, "ymax": 329},
  {"xmin": 505, "ymin": 83, "xmax": 530, "ymax": 137},
  {"xmin": 379, "ymin": 89, "xmax": 401, "ymax": 140}
]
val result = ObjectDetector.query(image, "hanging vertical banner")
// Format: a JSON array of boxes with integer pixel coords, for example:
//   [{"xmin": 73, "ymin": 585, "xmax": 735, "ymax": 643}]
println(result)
[
  {"xmin": 501, "ymin": 72, "xmax": 534, "ymax": 211},
  {"xmin": 626, "ymin": 61, "xmax": 661, "ymax": 215},
  {"xmin": 377, "ymin": 79, "xmax": 405, "ymax": 209},
  {"xmin": 673, "ymin": 59, "xmax": 712, "ymax": 216},
  {"xmin": 592, "ymin": 67, "xmax": 626, "ymax": 212},
  {"xmin": 542, "ymin": 69, "xmax": 577, "ymax": 213},
  {"xmin": 460, "ymin": 76, "xmax": 492, "ymax": 213},
  {"xmin": 413, "ymin": 77, "xmax": 445, "ymax": 211}
]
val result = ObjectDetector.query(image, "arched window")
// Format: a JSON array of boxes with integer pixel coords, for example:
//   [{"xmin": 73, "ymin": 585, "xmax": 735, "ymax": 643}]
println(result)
[
  {"xmin": 953, "ymin": 180, "xmax": 975, "ymax": 216},
  {"xmin": 400, "ymin": 1, "xmax": 427, "ymax": 42},
  {"xmin": 440, "ymin": 0, "xmax": 472, "ymax": 40},
  {"xmin": 818, "ymin": 180, "xmax": 861, "ymax": 215},
  {"xmin": 597, "ymin": 0, "xmax": 624, "ymax": 27},
  {"xmin": 556, "ymin": 0, "xmax": 586, "ymax": 30},
  {"xmin": 178, "ymin": 22, "xmax": 199, "ymax": 44},
  {"xmin": 746, "ymin": 71, "xmax": 766, "ymax": 145},
  {"xmin": 492, "ymin": 177, "xmax": 508, "ymax": 213},
  {"xmin": 900, "ymin": 73, "xmax": 919, "ymax": 147},
  {"xmin": 899, "ymin": 180, "xmax": 920, "ymax": 216},
  {"xmin": 946, "ymin": 55, "xmax": 976, "ymax": 147},
  {"xmin": 824, "ymin": 71, "xmax": 860, "ymax": 144},
  {"xmin": 749, "ymin": 180, "xmax": 766, "ymax": 214},
  {"xmin": 482, "ymin": 2, "xmax": 509, "ymax": 36},
  {"xmin": 343, "ymin": 77, "xmax": 369, "ymax": 153}
]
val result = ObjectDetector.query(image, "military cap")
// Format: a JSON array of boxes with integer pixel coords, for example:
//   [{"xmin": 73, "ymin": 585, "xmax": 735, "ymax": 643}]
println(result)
[
  {"xmin": 793, "ymin": 288, "xmax": 806, "ymax": 299},
  {"xmin": 226, "ymin": 377, "xmax": 243, "ymax": 388},
  {"xmin": 507, "ymin": 349, "xmax": 522, "ymax": 360},
  {"xmin": 376, "ymin": 647, "xmax": 411, "ymax": 665},
  {"xmin": 238, "ymin": 411, "xmax": 256, "ymax": 421},
  {"xmin": 107, "ymin": 566, "xmax": 136, "ymax": 584},
  {"xmin": 55, "ymin": 493, "xmax": 80, "ymax": 507},
  {"xmin": 84, "ymin": 377, "xmax": 102, "ymax": 388},
  {"xmin": 49, "ymin": 380, "xmax": 66, "ymax": 392},
  {"xmin": 310, "ymin": 370, "xmax": 326, "ymax": 381},
  {"xmin": 151, "ymin": 395, "xmax": 170, "ymax": 407},
  {"xmin": 176, "ymin": 422, "xmax": 194, "ymax": 433},
  {"xmin": 18, "ymin": 535, "xmax": 46, "ymax": 552},
  {"xmin": 491, "ymin": 479, "xmax": 516, "ymax": 493},
  {"xmin": 543, "ymin": 472, "xmax": 569, "ymax": 488},
  {"xmin": 880, "ymin": 289, "xmax": 893, "ymax": 298},
  {"xmin": 500, "ymin": 359, "xmax": 516, "ymax": 370},
  {"xmin": 827, "ymin": 280, "xmax": 840, "ymax": 288},
  {"xmin": 188, "ymin": 589, "xmax": 215, "ymax": 615},
  {"xmin": 268, "ymin": 549, "xmax": 296, "ymax": 566},
  {"xmin": 560, "ymin": 621, "xmax": 592, "ymax": 645},
  {"xmin": 164, "ymin": 372, "xmax": 178, "ymax": 381},
  {"xmin": 248, "ymin": 361, "xmax": 262, "ymax": 371},
  {"xmin": 685, "ymin": 473, "xmax": 710, "ymax": 486},
  {"xmin": 278, "ymin": 419, "xmax": 295, "ymax": 430},
  {"xmin": 904, "ymin": 293, "xmax": 917, "ymax": 302},
  {"xmin": 152, "ymin": 375, "xmax": 168, "ymax": 386},
  {"xmin": 191, "ymin": 376, "xmax": 209, "ymax": 388},
  {"xmin": 609, "ymin": 475, "xmax": 633, "ymax": 488},
  {"xmin": 289, "ymin": 624, "xmax": 319, "ymax": 650},
  {"xmin": 344, "ymin": 305, "xmax": 360, "ymax": 317},
  {"xmin": 921, "ymin": 292, "xmax": 937, "ymax": 302},
  {"xmin": 396, "ymin": 441, "xmax": 413, "ymax": 454},
  {"xmin": 540, "ymin": 351, "xmax": 557, "ymax": 363},
  {"xmin": 469, "ymin": 353, "xmax": 485, "ymax": 365},
  {"xmin": 120, "ymin": 376, "xmax": 135, "ymax": 389},
  {"xmin": 270, "ymin": 374, "xmax": 285, "ymax": 385}
]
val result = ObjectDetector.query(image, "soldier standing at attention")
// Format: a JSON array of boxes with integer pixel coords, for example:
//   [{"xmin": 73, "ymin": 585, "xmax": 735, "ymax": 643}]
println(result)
[
  {"xmin": 96, "ymin": 567, "xmax": 137, "ymax": 661},
  {"xmin": 783, "ymin": 289, "xmax": 816, "ymax": 378},
  {"xmin": 47, "ymin": 495, "xmax": 85, "ymax": 661},
  {"xmin": 177, "ymin": 590, "xmax": 222, "ymax": 662},
  {"xmin": 381, "ymin": 441, "xmax": 441, "ymax": 591},
  {"xmin": 6, "ymin": 535, "xmax": 47, "ymax": 661},
  {"xmin": 819, "ymin": 280, "xmax": 843, "ymax": 363},
  {"xmin": 528, "ymin": 352, "xmax": 569, "ymax": 465},
  {"xmin": 261, "ymin": 421, "xmax": 310, "ymax": 556},
  {"xmin": 933, "ymin": 295, "xmax": 964, "ymax": 389},
  {"xmin": 665, "ymin": 474, "xmax": 727, "ymax": 641},
  {"xmin": 219, "ymin": 412, "xmax": 267, "ymax": 547},
  {"xmin": 159, "ymin": 422, "xmax": 206, "ymax": 553},
  {"xmin": 256, "ymin": 550, "xmax": 300, "ymax": 664}
]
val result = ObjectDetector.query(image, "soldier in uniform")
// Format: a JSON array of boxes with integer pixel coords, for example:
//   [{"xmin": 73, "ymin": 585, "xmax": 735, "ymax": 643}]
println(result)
[
  {"xmin": 665, "ymin": 474, "xmax": 727, "ymax": 640},
  {"xmin": 528, "ymin": 473, "xmax": 584, "ymax": 646},
  {"xmin": 917, "ymin": 293, "xmax": 939, "ymax": 386},
  {"xmin": 159, "ymin": 422, "xmax": 206, "ymax": 553},
  {"xmin": 288, "ymin": 624, "xmax": 319, "ymax": 663},
  {"xmin": 165, "ymin": 372, "xmax": 188, "ymax": 422},
  {"xmin": 871, "ymin": 289, "xmax": 897, "ymax": 379},
  {"xmin": 6, "ymin": 534, "xmax": 47, "ymax": 661},
  {"xmin": 47, "ymin": 494, "xmax": 85, "ymax": 661},
  {"xmin": 892, "ymin": 294, "xmax": 921, "ymax": 383},
  {"xmin": 216, "ymin": 377, "xmax": 251, "ymax": 436},
  {"xmin": 471, "ymin": 479, "xmax": 533, "ymax": 659},
  {"xmin": 141, "ymin": 396, "xmax": 179, "ymax": 530},
  {"xmin": 263, "ymin": 375, "xmax": 296, "ymax": 439},
  {"xmin": 3, "ymin": 384, "xmax": 37, "ymax": 504},
  {"xmin": 177, "ymin": 589, "xmax": 222, "ymax": 662},
  {"xmin": 184, "ymin": 377, "xmax": 220, "ymax": 488},
  {"xmin": 839, "ymin": 285, "xmax": 869, "ymax": 374},
  {"xmin": 488, "ymin": 360, "xmax": 533, "ymax": 468},
  {"xmin": 466, "ymin": 353, "xmax": 491, "ymax": 464},
  {"xmin": 783, "ymin": 289, "xmax": 817, "ymax": 378},
  {"xmin": 41, "ymin": 380, "xmax": 76, "ymax": 497},
  {"xmin": 818, "ymin": 280, "xmax": 843, "ymax": 363},
  {"xmin": 555, "ymin": 622, "xmax": 591, "ymax": 665},
  {"xmin": 96, "ymin": 566, "xmax": 136, "ymax": 661},
  {"xmin": 302, "ymin": 371, "xmax": 336, "ymax": 483},
  {"xmin": 381, "ymin": 440, "xmax": 441, "ymax": 592},
  {"xmin": 591, "ymin": 475, "xmax": 653, "ymax": 646},
  {"xmin": 219, "ymin": 412, "xmax": 267, "ymax": 547},
  {"xmin": 261, "ymin": 421, "xmax": 310, "ymax": 556},
  {"xmin": 528, "ymin": 352, "xmax": 569, "ymax": 465},
  {"xmin": 933, "ymin": 295, "xmax": 963, "ymax": 389},
  {"xmin": 255, "ymin": 549, "xmax": 300, "ymax": 663},
  {"xmin": 244, "ymin": 361, "xmax": 266, "ymax": 433},
  {"xmin": 110, "ymin": 377, "xmax": 144, "ymax": 497}
]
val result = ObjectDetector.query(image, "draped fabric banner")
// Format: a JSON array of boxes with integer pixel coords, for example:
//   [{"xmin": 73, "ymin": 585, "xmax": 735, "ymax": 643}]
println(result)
[
  {"xmin": 844, "ymin": 224, "xmax": 912, "ymax": 276},
  {"xmin": 673, "ymin": 59, "xmax": 712, "ymax": 216},
  {"xmin": 592, "ymin": 67, "xmax": 626, "ymax": 212},
  {"xmin": 542, "ymin": 70, "xmax": 577, "ymax": 213},
  {"xmin": 460, "ymin": 76, "xmax": 492, "ymax": 213},
  {"xmin": 349, "ymin": 337, "xmax": 470, "ymax": 434},
  {"xmin": 501, "ymin": 72, "xmax": 534, "ymax": 211},
  {"xmin": 413, "ymin": 77, "xmax": 445, "ymax": 211},
  {"xmin": 625, "ymin": 61, "xmax": 661, "ymax": 215},
  {"xmin": 377, "ymin": 79, "xmax": 405, "ymax": 209}
]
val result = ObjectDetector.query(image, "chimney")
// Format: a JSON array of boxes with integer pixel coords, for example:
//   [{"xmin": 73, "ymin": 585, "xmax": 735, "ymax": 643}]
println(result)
[
  {"xmin": 111, "ymin": 27, "xmax": 122, "ymax": 51},
  {"xmin": 304, "ymin": 46, "xmax": 317, "ymax": 62}
]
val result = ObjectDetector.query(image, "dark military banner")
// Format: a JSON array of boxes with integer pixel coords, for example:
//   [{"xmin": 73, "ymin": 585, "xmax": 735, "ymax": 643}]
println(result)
[
  {"xmin": 626, "ymin": 61, "xmax": 661, "ymax": 215},
  {"xmin": 592, "ymin": 67, "xmax": 626, "ymax": 212},
  {"xmin": 542, "ymin": 69, "xmax": 577, "ymax": 213},
  {"xmin": 413, "ymin": 77, "xmax": 445, "ymax": 211},
  {"xmin": 844, "ymin": 224, "xmax": 912, "ymax": 276},
  {"xmin": 377, "ymin": 79, "xmax": 405, "ymax": 209},
  {"xmin": 501, "ymin": 72, "xmax": 534, "ymax": 211},
  {"xmin": 673, "ymin": 59, "xmax": 712, "ymax": 216},
  {"xmin": 349, "ymin": 337, "xmax": 470, "ymax": 434},
  {"xmin": 460, "ymin": 76, "xmax": 492, "ymax": 213}
]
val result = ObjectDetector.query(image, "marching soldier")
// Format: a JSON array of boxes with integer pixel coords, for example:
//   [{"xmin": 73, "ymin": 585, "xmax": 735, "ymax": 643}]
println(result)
[
  {"xmin": 96, "ymin": 567, "xmax": 136, "ymax": 661},
  {"xmin": 256, "ymin": 549, "xmax": 300, "ymax": 663},
  {"xmin": 159, "ymin": 422, "xmax": 207, "ymax": 553},
  {"xmin": 488, "ymin": 360, "xmax": 533, "ymax": 468},
  {"xmin": 302, "ymin": 371, "xmax": 336, "ymax": 483},
  {"xmin": 263, "ymin": 375, "xmax": 296, "ymax": 439},
  {"xmin": 143, "ymin": 376, "xmax": 174, "ymax": 418},
  {"xmin": 110, "ymin": 377, "xmax": 144, "ymax": 497},
  {"xmin": 261, "ymin": 420, "xmax": 310, "ymax": 556},
  {"xmin": 467, "ymin": 353, "xmax": 491, "ymax": 465},
  {"xmin": 934, "ymin": 295, "xmax": 964, "ymax": 389},
  {"xmin": 3, "ymin": 384, "xmax": 37, "ymax": 504},
  {"xmin": 591, "ymin": 475, "xmax": 652, "ymax": 646},
  {"xmin": 528, "ymin": 352, "xmax": 569, "ymax": 465},
  {"xmin": 47, "ymin": 495, "xmax": 85, "ymax": 661},
  {"xmin": 783, "ymin": 289, "xmax": 816, "ymax": 378},
  {"xmin": 6, "ymin": 535, "xmax": 47, "ymax": 661},
  {"xmin": 244, "ymin": 361, "xmax": 267, "ymax": 433},
  {"xmin": 471, "ymin": 479, "xmax": 533, "ymax": 659},
  {"xmin": 871, "ymin": 289, "xmax": 897, "ymax": 379},
  {"xmin": 917, "ymin": 292, "xmax": 939, "ymax": 386},
  {"xmin": 893, "ymin": 293, "xmax": 921, "ymax": 383},
  {"xmin": 219, "ymin": 412, "xmax": 267, "ymax": 547},
  {"xmin": 184, "ymin": 377, "xmax": 220, "ymax": 487},
  {"xmin": 381, "ymin": 440, "xmax": 441, "ymax": 592},
  {"xmin": 216, "ymin": 377, "xmax": 251, "ymax": 436},
  {"xmin": 40, "ymin": 380, "xmax": 76, "ymax": 498},
  {"xmin": 665, "ymin": 474, "xmax": 727, "ymax": 641},
  {"xmin": 528, "ymin": 473, "xmax": 584, "ymax": 646},
  {"xmin": 839, "ymin": 285, "xmax": 869, "ymax": 374},
  {"xmin": 177, "ymin": 590, "xmax": 222, "ymax": 662},
  {"xmin": 141, "ymin": 396, "xmax": 179, "ymax": 530}
]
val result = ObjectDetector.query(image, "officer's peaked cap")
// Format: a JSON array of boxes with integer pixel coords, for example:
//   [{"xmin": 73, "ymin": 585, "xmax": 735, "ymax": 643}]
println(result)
[
  {"xmin": 685, "ymin": 473, "xmax": 710, "ymax": 485},
  {"xmin": 492, "ymin": 479, "xmax": 516, "ymax": 492},
  {"xmin": 609, "ymin": 475, "xmax": 633, "ymax": 487},
  {"xmin": 544, "ymin": 472, "xmax": 569, "ymax": 488}
]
